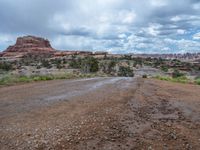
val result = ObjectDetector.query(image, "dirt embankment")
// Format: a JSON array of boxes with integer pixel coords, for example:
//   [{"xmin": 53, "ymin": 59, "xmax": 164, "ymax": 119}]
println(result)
[{"xmin": 0, "ymin": 77, "xmax": 200, "ymax": 150}]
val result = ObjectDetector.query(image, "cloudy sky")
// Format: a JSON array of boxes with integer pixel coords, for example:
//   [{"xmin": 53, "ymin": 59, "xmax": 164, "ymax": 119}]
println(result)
[{"xmin": 0, "ymin": 0, "xmax": 200, "ymax": 54}]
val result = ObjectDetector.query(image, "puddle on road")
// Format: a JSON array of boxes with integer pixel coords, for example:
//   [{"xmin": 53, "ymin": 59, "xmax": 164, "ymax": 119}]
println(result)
[
  {"xmin": 44, "ymin": 77, "xmax": 133, "ymax": 103},
  {"xmin": 0, "ymin": 77, "xmax": 135, "ymax": 117}
]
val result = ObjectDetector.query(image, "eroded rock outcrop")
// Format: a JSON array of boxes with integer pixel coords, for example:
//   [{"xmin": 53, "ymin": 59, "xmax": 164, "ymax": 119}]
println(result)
[
  {"xmin": 5, "ymin": 36, "xmax": 55, "ymax": 53},
  {"xmin": 0, "ymin": 35, "xmax": 108, "ymax": 58},
  {"xmin": 2, "ymin": 36, "xmax": 55, "ymax": 58}
]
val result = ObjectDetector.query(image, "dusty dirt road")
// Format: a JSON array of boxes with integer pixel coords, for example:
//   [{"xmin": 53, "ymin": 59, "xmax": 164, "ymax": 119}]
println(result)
[{"xmin": 0, "ymin": 77, "xmax": 200, "ymax": 150}]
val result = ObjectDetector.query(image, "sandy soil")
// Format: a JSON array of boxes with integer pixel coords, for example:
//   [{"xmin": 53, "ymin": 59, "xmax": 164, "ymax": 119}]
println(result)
[{"xmin": 0, "ymin": 77, "xmax": 200, "ymax": 150}]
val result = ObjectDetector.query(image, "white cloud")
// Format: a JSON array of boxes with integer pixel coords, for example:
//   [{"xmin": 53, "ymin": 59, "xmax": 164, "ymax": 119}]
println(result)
[
  {"xmin": 177, "ymin": 29, "xmax": 185, "ymax": 35},
  {"xmin": 193, "ymin": 32, "xmax": 200, "ymax": 40},
  {"xmin": 161, "ymin": 47, "xmax": 171, "ymax": 51},
  {"xmin": 120, "ymin": 11, "xmax": 136, "ymax": 24},
  {"xmin": 171, "ymin": 16, "xmax": 181, "ymax": 22},
  {"xmin": 150, "ymin": 0, "xmax": 167, "ymax": 7},
  {"xmin": 177, "ymin": 39, "xmax": 200, "ymax": 51},
  {"xmin": 193, "ymin": 3, "xmax": 200, "ymax": 10},
  {"xmin": 0, "ymin": 0, "xmax": 200, "ymax": 53},
  {"xmin": 146, "ymin": 23, "xmax": 162, "ymax": 36},
  {"xmin": 118, "ymin": 34, "xmax": 127, "ymax": 39},
  {"xmin": 0, "ymin": 34, "xmax": 14, "ymax": 43},
  {"xmin": 0, "ymin": 34, "xmax": 17, "ymax": 50}
]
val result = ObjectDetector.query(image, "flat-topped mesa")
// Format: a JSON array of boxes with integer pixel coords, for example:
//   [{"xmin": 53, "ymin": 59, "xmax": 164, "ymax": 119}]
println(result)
[
  {"xmin": 5, "ymin": 36, "xmax": 55, "ymax": 53},
  {"xmin": 1, "ymin": 35, "xmax": 110, "ymax": 59}
]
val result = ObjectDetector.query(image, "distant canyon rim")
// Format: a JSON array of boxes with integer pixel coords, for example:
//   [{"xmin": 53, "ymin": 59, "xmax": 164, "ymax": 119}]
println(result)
[{"xmin": 0, "ymin": 35, "xmax": 200, "ymax": 61}]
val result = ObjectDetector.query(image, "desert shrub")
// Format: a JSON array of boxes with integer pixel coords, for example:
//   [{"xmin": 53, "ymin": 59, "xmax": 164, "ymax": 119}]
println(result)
[
  {"xmin": 195, "ymin": 78, "xmax": 200, "ymax": 85},
  {"xmin": 108, "ymin": 60, "xmax": 116, "ymax": 73},
  {"xmin": 0, "ymin": 72, "xmax": 101, "ymax": 86},
  {"xmin": 124, "ymin": 55, "xmax": 132, "ymax": 60},
  {"xmin": 172, "ymin": 69, "xmax": 184, "ymax": 78},
  {"xmin": 0, "ymin": 76, "xmax": 11, "ymax": 85},
  {"xmin": 155, "ymin": 75, "xmax": 190, "ymax": 84},
  {"xmin": 51, "ymin": 58, "xmax": 65, "ymax": 69},
  {"xmin": 40, "ymin": 76, "xmax": 54, "ymax": 81},
  {"xmin": 172, "ymin": 76, "xmax": 190, "ymax": 83},
  {"xmin": 56, "ymin": 64, "xmax": 64, "ymax": 69},
  {"xmin": 54, "ymin": 59, "xmax": 62, "ymax": 65},
  {"xmin": 196, "ymin": 80, "xmax": 200, "ymax": 85},
  {"xmin": 118, "ymin": 66, "xmax": 134, "ymax": 77},
  {"xmin": 18, "ymin": 76, "xmax": 30, "ymax": 82},
  {"xmin": 155, "ymin": 76, "xmax": 171, "ymax": 81},
  {"xmin": 41, "ymin": 60, "xmax": 52, "ymax": 69},
  {"xmin": 133, "ymin": 58, "xmax": 143, "ymax": 66},
  {"xmin": 161, "ymin": 66, "xmax": 169, "ymax": 72},
  {"xmin": 69, "ymin": 58, "xmax": 82, "ymax": 69},
  {"xmin": 33, "ymin": 76, "xmax": 41, "ymax": 81},
  {"xmin": 0, "ymin": 62, "xmax": 13, "ymax": 71},
  {"xmin": 142, "ymin": 74, "xmax": 147, "ymax": 78},
  {"xmin": 81, "ymin": 57, "xmax": 99, "ymax": 73}
]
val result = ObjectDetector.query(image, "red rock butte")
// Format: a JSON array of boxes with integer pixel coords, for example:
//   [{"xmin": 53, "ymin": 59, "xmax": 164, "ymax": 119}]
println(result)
[
  {"xmin": 0, "ymin": 35, "xmax": 109, "ymax": 58},
  {"xmin": 5, "ymin": 36, "xmax": 55, "ymax": 53}
]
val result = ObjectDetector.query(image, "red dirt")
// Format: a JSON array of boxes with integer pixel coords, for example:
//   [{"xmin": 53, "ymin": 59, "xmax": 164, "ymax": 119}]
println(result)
[{"xmin": 0, "ymin": 77, "xmax": 200, "ymax": 150}]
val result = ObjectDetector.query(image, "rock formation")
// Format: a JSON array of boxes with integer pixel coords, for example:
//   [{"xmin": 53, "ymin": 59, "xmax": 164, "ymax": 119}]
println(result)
[
  {"xmin": 5, "ymin": 36, "xmax": 55, "ymax": 53},
  {"xmin": 0, "ymin": 35, "xmax": 108, "ymax": 58},
  {"xmin": 2, "ymin": 36, "xmax": 55, "ymax": 58}
]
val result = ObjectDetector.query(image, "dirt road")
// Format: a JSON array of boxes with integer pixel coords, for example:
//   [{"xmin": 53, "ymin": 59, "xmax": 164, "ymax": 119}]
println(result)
[{"xmin": 0, "ymin": 77, "xmax": 200, "ymax": 150}]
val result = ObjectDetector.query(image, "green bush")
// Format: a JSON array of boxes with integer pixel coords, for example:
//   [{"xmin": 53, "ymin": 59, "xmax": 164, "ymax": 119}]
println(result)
[
  {"xmin": 118, "ymin": 66, "xmax": 134, "ymax": 77},
  {"xmin": 81, "ymin": 57, "xmax": 99, "ymax": 73},
  {"xmin": 195, "ymin": 78, "xmax": 200, "ymax": 85},
  {"xmin": 172, "ymin": 70, "xmax": 184, "ymax": 78},
  {"xmin": 161, "ymin": 66, "xmax": 168, "ymax": 72},
  {"xmin": 142, "ymin": 74, "xmax": 147, "ymax": 78},
  {"xmin": 53, "ymin": 58, "xmax": 65, "ymax": 69},
  {"xmin": 108, "ymin": 61, "xmax": 116, "ymax": 74},
  {"xmin": 69, "ymin": 58, "xmax": 82, "ymax": 69},
  {"xmin": 0, "ymin": 62, "xmax": 13, "ymax": 71},
  {"xmin": 155, "ymin": 76, "xmax": 171, "ymax": 81},
  {"xmin": 0, "ymin": 76, "xmax": 11, "ymax": 85},
  {"xmin": 0, "ymin": 72, "xmax": 108, "ymax": 86},
  {"xmin": 155, "ymin": 75, "xmax": 190, "ymax": 84},
  {"xmin": 172, "ymin": 76, "xmax": 190, "ymax": 83},
  {"xmin": 18, "ymin": 76, "xmax": 32, "ymax": 82},
  {"xmin": 41, "ymin": 60, "xmax": 52, "ymax": 69},
  {"xmin": 33, "ymin": 76, "xmax": 41, "ymax": 81}
]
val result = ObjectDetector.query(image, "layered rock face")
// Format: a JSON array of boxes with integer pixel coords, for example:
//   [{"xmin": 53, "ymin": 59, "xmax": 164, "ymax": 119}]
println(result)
[
  {"xmin": 5, "ymin": 36, "xmax": 55, "ymax": 53},
  {"xmin": 0, "ymin": 35, "xmax": 108, "ymax": 58}
]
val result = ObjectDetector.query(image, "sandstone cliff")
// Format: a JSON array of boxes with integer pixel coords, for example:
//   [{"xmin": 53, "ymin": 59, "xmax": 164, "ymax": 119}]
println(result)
[
  {"xmin": 2, "ymin": 36, "xmax": 55, "ymax": 58},
  {"xmin": 5, "ymin": 36, "xmax": 55, "ymax": 53}
]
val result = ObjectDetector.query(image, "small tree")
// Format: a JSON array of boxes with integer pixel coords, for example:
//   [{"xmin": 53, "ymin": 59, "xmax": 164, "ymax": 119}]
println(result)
[
  {"xmin": 0, "ymin": 62, "xmax": 13, "ymax": 71},
  {"xmin": 54, "ymin": 59, "xmax": 64, "ymax": 69},
  {"xmin": 142, "ymin": 74, "xmax": 147, "ymax": 78},
  {"xmin": 161, "ymin": 66, "xmax": 169, "ymax": 72},
  {"xmin": 108, "ymin": 60, "xmax": 116, "ymax": 74},
  {"xmin": 41, "ymin": 60, "xmax": 52, "ymax": 69},
  {"xmin": 118, "ymin": 66, "xmax": 134, "ymax": 77},
  {"xmin": 69, "ymin": 58, "xmax": 82, "ymax": 69},
  {"xmin": 81, "ymin": 57, "xmax": 99, "ymax": 73}
]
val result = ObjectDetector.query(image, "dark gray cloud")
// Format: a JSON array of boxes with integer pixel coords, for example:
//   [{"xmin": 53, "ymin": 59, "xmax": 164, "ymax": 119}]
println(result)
[{"xmin": 0, "ymin": 0, "xmax": 200, "ymax": 53}]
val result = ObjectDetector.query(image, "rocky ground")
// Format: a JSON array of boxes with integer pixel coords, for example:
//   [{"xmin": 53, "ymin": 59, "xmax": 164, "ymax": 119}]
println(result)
[{"xmin": 0, "ymin": 77, "xmax": 200, "ymax": 150}]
